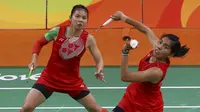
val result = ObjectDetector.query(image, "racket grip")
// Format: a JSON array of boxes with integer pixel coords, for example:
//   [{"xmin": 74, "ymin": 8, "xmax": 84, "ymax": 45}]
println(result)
[
  {"xmin": 27, "ymin": 69, "xmax": 33, "ymax": 79},
  {"xmin": 102, "ymin": 18, "xmax": 113, "ymax": 26}
]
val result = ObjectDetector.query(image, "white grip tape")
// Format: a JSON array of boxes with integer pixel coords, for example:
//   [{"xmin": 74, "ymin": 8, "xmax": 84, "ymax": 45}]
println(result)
[{"xmin": 102, "ymin": 18, "xmax": 113, "ymax": 26}]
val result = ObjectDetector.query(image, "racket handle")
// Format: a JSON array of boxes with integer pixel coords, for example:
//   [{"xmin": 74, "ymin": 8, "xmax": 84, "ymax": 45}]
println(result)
[
  {"xmin": 27, "ymin": 69, "xmax": 33, "ymax": 79},
  {"xmin": 28, "ymin": 64, "xmax": 34, "ymax": 79},
  {"xmin": 102, "ymin": 18, "xmax": 113, "ymax": 26}
]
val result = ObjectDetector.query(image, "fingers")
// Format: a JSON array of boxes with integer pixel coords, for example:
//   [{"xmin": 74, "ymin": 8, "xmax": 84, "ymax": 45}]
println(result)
[
  {"xmin": 98, "ymin": 76, "xmax": 107, "ymax": 82},
  {"xmin": 110, "ymin": 15, "xmax": 118, "ymax": 21},
  {"xmin": 110, "ymin": 11, "xmax": 121, "ymax": 21},
  {"xmin": 28, "ymin": 62, "xmax": 36, "ymax": 71},
  {"xmin": 95, "ymin": 72, "xmax": 104, "ymax": 79},
  {"xmin": 110, "ymin": 15, "xmax": 117, "ymax": 20},
  {"xmin": 111, "ymin": 11, "xmax": 126, "ymax": 21},
  {"xmin": 123, "ymin": 43, "xmax": 133, "ymax": 51},
  {"xmin": 94, "ymin": 72, "xmax": 107, "ymax": 82},
  {"xmin": 98, "ymin": 69, "xmax": 103, "ymax": 74},
  {"xmin": 28, "ymin": 64, "xmax": 32, "ymax": 70}
]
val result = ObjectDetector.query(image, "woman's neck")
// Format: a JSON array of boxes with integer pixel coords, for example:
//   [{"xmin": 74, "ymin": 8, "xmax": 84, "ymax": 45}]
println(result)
[
  {"xmin": 68, "ymin": 25, "xmax": 82, "ymax": 38},
  {"xmin": 150, "ymin": 56, "xmax": 167, "ymax": 64}
]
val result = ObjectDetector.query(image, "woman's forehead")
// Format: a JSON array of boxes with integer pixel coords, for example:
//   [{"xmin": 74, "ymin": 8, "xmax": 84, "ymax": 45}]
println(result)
[
  {"xmin": 161, "ymin": 37, "xmax": 172, "ymax": 46},
  {"xmin": 73, "ymin": 9, "xmax": 87, "ymax": 15}
]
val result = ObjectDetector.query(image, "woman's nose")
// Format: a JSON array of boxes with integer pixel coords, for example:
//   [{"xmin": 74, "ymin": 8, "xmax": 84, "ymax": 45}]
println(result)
[{"xmin": 156, "ymin": 43, "xmax": 162, "ymax": 50}]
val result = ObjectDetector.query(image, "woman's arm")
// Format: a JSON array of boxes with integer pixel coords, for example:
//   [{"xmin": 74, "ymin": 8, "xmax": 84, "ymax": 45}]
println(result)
[
  {"xmin": 112, "ymin": 11, "xmax": 159, "ymax": 47},
  {"xmin": 87, "ymin": 34, "xmax": 105, "ymax": 82},
  {"xmin": 29, "ymin": 27, "xmax": 59, "ymax": 70},
  {"xmin": 121, "ymin": 55, "xmax": 163, "ymax": 83},
  {"xmin": 87, "ymin": 34, "xmax": 104, "ymax": 72},
  {"xmin": 120, "ymin": 43, "xmax": 163, "ymax": 83}
]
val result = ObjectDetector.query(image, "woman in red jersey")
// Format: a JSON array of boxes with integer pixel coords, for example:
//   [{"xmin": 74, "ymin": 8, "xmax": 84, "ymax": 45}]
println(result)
[
  {"xmin": 20, "ymin": 4, "xmax": 108, "ymax": 112},
  {"xmin": 111, "ymin": 11, "xmax": 190, "ymax": 112}
]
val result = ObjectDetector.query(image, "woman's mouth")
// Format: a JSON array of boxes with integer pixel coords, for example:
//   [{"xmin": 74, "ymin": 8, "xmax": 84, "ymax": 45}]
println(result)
[
  {"xmin": 155, "ymin": 49, "xmax": 159, "ymax": 53},
  {"xmin": 77, "ymin": 24, "xmax": 82, "ymax": 27}
]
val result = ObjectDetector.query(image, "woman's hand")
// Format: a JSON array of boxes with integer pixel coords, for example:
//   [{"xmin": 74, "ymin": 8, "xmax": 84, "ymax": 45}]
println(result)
[{"xmin": 111, "ymin": 11, "xmax": 127, "ymax": 21}]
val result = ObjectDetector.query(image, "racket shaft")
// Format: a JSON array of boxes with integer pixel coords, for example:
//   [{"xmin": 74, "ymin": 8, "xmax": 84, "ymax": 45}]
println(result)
[{"xmin": 28, "ymin": 70, "xmax": 32, "ymax": 78}]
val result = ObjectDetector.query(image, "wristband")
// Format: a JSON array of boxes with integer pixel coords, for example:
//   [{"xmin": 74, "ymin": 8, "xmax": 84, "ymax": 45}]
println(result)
[{"xmin": 122, "ymin": 53, "xmax": 128, "ymax": 56}]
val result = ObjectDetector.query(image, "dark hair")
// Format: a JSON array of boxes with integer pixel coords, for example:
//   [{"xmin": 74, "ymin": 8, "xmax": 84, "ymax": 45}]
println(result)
[
  {"xmin": 161, "ymin": 34, "xmax": 190, "ymax": 57},
  {"xmin": 70, "ymin": 4, "xmax": 89, "ymax": 18}
]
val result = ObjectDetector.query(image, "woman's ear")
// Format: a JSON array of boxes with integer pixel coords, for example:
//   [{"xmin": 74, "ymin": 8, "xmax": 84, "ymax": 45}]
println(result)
[{"xmin": 69, "ymin": 15, "xmax": 72, "ymax": 20}]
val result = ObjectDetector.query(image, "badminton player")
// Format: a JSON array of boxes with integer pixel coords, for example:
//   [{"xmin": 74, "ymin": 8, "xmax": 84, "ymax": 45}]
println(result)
[
  {"xmin": 111, "ymin": 11, "xmax": 190, "ymax": 112},
  {"xmin": 20, "ymin": 4, "xmax": 108, "ymax": 112}
]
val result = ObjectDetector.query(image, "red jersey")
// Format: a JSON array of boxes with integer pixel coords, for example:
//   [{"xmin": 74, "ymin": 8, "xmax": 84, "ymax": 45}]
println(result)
[
  {"xmin": 36, "ymin": 25, "xmax": 89, "ymax": 91},
  {"xmin": 119, "ymin": 50, "xmax": 170, "ymax": 112}
]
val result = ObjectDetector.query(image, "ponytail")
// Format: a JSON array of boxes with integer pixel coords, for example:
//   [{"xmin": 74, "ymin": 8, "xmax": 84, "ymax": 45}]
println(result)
[{"xmin": 173, "ymin": 45, "xmax": 190, "ymax": 57}]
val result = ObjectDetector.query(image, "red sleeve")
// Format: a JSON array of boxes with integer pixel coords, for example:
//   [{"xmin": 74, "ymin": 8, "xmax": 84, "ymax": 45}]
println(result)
[{"xmin": 32, "ymin": 36, "xmax": 49, "ymax": 55}]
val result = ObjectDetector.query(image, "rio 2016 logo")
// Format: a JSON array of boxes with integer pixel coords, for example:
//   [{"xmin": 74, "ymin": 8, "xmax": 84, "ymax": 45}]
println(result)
[{"xmin": 0, "ymin": 73, "xmax": 41, "ymax": 81}]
